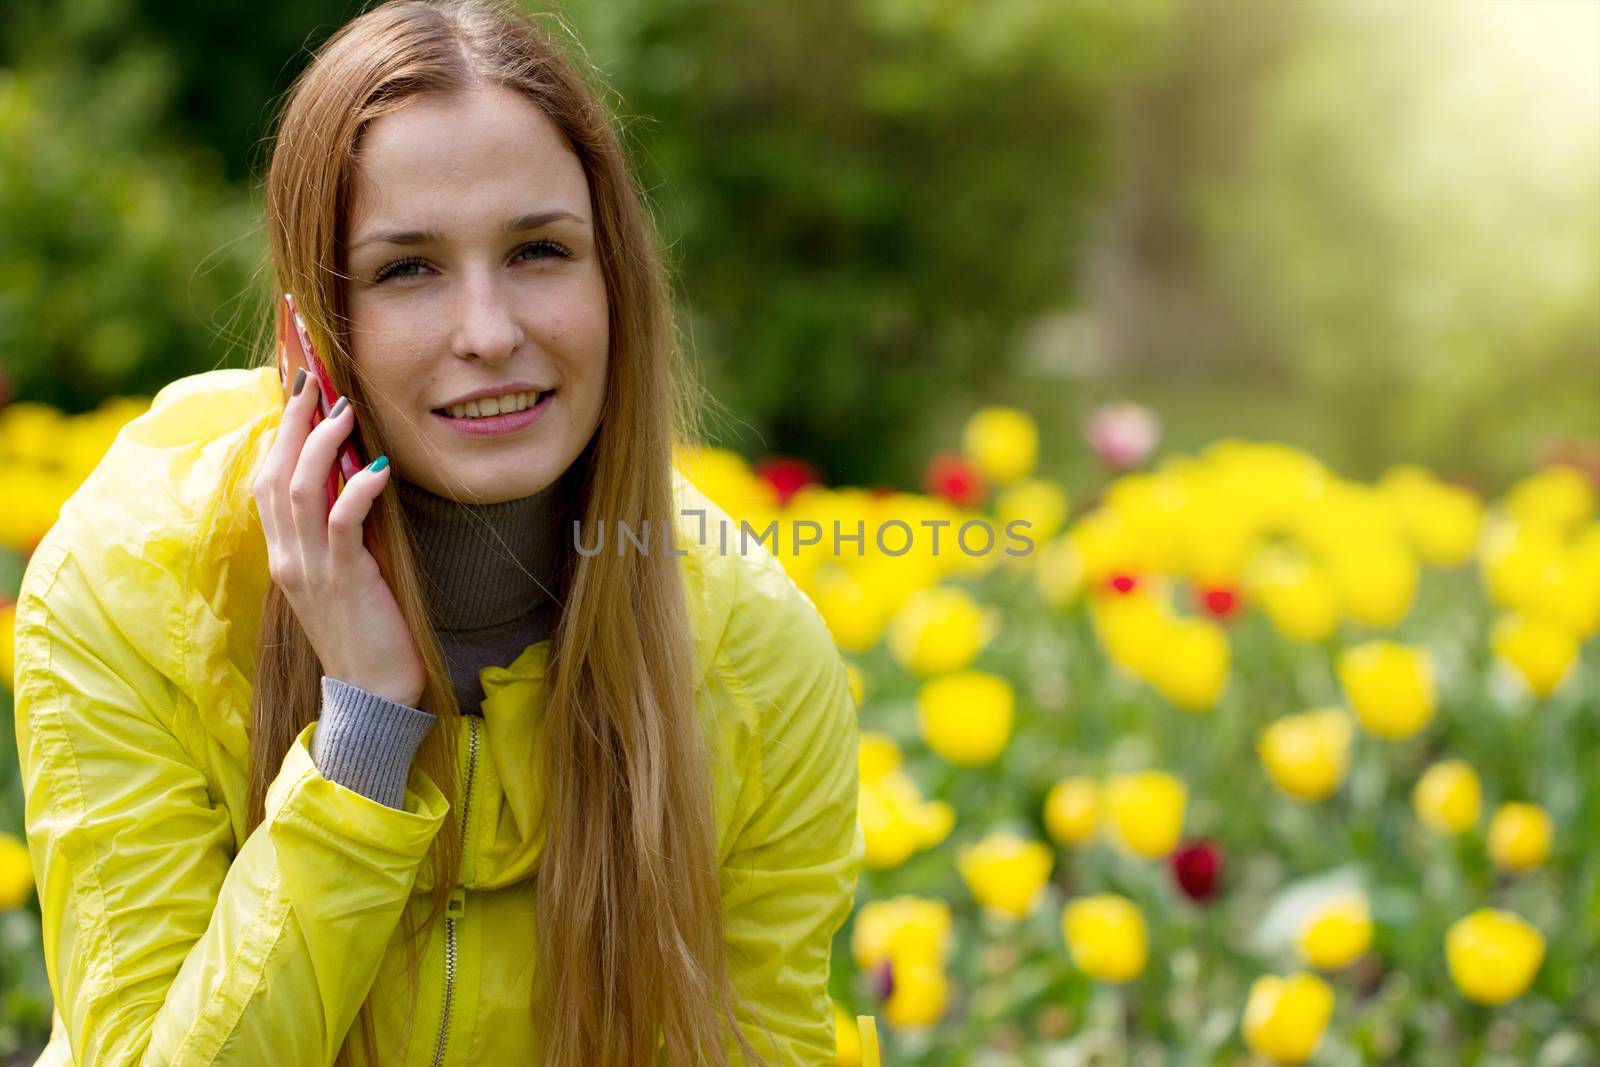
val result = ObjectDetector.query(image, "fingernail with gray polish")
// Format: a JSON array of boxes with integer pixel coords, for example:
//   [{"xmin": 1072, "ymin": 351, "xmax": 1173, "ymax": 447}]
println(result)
[
  {"xmin": 292, "ymin": 367, "xmax": 307, "ymax": 396},
  {"xmin": 330, "ymin": 396, "xmax": 349, "ymax": 418}
]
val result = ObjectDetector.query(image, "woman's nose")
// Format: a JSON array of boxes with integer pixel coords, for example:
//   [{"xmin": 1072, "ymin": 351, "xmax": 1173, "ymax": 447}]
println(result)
[{"xmin": 449, "ymin": 270, "xmax": 525, "ymax": 362}]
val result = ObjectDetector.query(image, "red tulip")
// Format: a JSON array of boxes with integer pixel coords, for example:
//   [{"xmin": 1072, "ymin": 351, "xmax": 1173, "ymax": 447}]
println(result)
[
  {"xmin": 1196, "ymin": 584, "xmax": 1242, "ymax": 621},
  {"xmin": 924, "ymin": 451, "xmax": 988, "ymax": 507},
  {"xmin": 1106, "ymin": 573, "xmax": 1139, "ymax": 595},
  {"xmin": 754, "ymin": 455, "xmax": 821, "ymax": 506},
  {"xmin": 1170, "ymin": 839, "xmax": 1223, "ymax": 902}
]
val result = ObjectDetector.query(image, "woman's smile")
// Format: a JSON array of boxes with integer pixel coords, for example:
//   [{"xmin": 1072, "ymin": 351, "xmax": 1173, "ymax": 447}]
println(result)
[{"xmin": 431, "ymin": 387, "xmax": 555, "ymax": 437}]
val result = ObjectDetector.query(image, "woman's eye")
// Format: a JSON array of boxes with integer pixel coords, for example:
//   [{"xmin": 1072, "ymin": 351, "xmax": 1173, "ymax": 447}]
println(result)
[
  {"xmin": 374, "ymin": 239, "xmax": 573, "ymax": 284},
  {"xmin": 516, "ymin": 238, "xmax": 574, "ymax": 262},
  {"xmin": 373, "ymin": 256, "xmax": 424, "ymax": 283}
]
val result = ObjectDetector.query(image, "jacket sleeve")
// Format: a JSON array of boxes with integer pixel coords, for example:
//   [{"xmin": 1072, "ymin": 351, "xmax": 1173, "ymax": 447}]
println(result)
[
  {"xmin": 12, "ymin": 545, "xmax": 451, "ymax": 1066},
  {"xmin": 715, "ymin": 559, "xmax": 864, "ymax": 1065}
]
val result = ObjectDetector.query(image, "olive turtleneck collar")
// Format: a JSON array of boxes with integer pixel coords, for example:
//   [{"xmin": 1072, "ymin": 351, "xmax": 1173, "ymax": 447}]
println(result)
[{"xmin": 394, "ymin": 463, "xmax": 584, "ymax": 633}]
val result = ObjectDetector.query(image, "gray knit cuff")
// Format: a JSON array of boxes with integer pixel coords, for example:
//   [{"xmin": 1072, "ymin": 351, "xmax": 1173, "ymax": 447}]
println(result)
[{"xmin": 311, "ymin": 676, "xmax": 437, "ymax": 809}]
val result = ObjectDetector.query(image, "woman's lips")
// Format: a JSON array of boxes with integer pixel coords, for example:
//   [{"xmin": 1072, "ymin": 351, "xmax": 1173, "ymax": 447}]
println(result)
[{"xmin": 431, "ymin": 391, "xmax": 553, "ymax": 437}]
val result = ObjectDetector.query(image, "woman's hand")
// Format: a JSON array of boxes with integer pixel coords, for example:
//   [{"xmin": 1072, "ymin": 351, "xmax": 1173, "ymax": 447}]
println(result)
[{"xmin": 253, "ymin": 370, "xmax": 427, "ymax": 708}]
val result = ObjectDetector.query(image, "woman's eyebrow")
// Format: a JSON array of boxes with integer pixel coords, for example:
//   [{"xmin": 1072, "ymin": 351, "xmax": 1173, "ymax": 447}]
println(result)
[{"xmin": 349, "ymin": 209, "xmax": 590, "ymax": 250}]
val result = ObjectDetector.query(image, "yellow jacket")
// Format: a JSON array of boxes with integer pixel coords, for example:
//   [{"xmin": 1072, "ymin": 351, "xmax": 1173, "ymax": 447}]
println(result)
[{"xmin": 12, "ymin": 367, "xmax": 863, "ymax": 1065}]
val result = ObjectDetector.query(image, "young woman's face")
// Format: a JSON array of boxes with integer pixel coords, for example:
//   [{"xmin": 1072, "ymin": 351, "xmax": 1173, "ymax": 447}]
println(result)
[{"xmin": 341, "ymin": 85, "xmax": 608, "ymax": 504}]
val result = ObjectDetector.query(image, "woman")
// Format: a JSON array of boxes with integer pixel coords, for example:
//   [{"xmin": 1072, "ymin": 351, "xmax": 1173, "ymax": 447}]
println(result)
[{"xmin": 10, "ymin": 1, "xmax": 863, "ymax": 1064}]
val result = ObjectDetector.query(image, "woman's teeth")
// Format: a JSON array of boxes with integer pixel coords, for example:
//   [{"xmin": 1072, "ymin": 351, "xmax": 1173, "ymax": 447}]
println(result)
[{"xmin": 440, "ymin": 390, "xmax": 546, "ymax": 419}]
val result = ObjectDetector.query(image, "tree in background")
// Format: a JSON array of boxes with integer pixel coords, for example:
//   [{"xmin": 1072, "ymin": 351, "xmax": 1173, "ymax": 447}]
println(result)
[
  {"xmin": 4, "ymin": 0, "xmax": 1590, "ymax": 489},
  {"xmin": 1, "ymin": 0, "xmax": 1175, "ymax": 486},
  {"xmin": 1089, "ymin": 0, "xmax": 1600, "ymax": 487}
]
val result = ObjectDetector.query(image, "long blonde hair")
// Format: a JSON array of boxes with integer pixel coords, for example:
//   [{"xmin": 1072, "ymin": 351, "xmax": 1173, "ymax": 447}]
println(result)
[{"xmin": 235, "ymin": 1, "xmax": 765, "ymax": 1062}]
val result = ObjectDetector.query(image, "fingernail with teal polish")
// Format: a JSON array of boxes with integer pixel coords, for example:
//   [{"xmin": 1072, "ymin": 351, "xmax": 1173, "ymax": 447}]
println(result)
[
  {"xmin": 292, "ymin": 367, "xmax": 307, "ymax": 396},
  {"xmin": 368, "ymin": 455, "xmax": 389, "ymax": 473}
]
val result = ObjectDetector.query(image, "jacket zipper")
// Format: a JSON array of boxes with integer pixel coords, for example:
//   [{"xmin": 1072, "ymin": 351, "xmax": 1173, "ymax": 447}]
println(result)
[{"xmin": 431, "ymin": 714, "xmax": 480, "ymax": 1067}]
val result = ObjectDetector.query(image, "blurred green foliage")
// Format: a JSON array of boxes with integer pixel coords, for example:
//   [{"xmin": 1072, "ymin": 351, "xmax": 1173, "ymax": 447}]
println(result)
[
  {"xmin": 1201, "ymin": 2, "xmax": 1600, "ymax": 484},
  {"xmin": 5, "ymin": 0, "xmax": 1591, "ymax": 490},
  {"xmin": 0, "ymin": 0, "xmax": 267, "ymax": 412},
  {"xmin": 561, "ymin": 0, "xmax": 1176, "ymax": 482},
  {"xmin": 0, "ymin": 0, "xmax": 1175, "ymax": 485},
  {"xmin": 1081, "ymin": 1, "xmax": 1599, "ymax": 490}
]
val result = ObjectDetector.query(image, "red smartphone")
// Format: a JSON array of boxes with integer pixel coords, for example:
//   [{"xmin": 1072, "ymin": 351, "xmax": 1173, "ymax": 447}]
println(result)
[{"xmin": 277, "ymin": 292, "xmax": 366, "ymax": 511}]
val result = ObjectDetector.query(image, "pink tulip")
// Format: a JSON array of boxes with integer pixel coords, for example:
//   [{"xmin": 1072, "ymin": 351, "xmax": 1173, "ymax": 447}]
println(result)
[{"xmin": 1085, "ymin": 403, "xmax": 1160, "ymax": 470}]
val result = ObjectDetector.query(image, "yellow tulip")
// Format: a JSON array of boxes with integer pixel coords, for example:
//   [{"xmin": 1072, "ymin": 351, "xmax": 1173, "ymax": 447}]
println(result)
[
  {"xmin": 844, "ymin": 662, "xmax": 866, "ymax": 708},
  {"xmin": 1539, "ymin": 555, "xmax": 1600, "ymax": 638},
  {"xmin": 1146, "ymin": 615, "xmax": 1229, "ymax": 711},
  {"xmin": 0, "ymin": 599, "xmax": 15, "ymax": 691},
  {"xmin": 884, "ymin": 960, "xmax": 948, "ymax": 1028},
  {"xmin": 0, "ymin": 468, "xmax": 74, "ymax": 554},
  {"xmin": 1258, "ymin": 708, "xmax": 1353, "ymax": 802},
  {"xmin": 1104, "ymin": 770, "xmax": 1186, "ymax": 859},
  {"xmin": 1177, "ymin": 495, "xmax": 1256, "ymax": 588},
  {"xmin": 1242, "ymin": 972, "xmax": 1335, "ymax": 1065},
  {"xmin": 1294, "ymin": 891, "xmax": 1372, "ymax": 970},
  {"xmin": 1491, "ymin": 613, "xmax": 1579, "ymax": 697},
  {"xmin": 1265, "ymin": 577, "xmax": 1342, "ymax": 644},
  {"xmin": 0, "ymin": 832, "xmax": 33, "ymax": 910},
  {"xmin": 851, "ymin": 897, "xmax": 953, "ymax": 1027},
  {"xmin": 673, "ymin": 445, "xmax": 779, "ymax": 515},
  {"xmin": 852, "ymin": 896, "xmax": 953, "ymax": 970},
  {"xmin": 833, "ymin": 1001, "xmax": 861, "ymax": 1066},
  {"xmin": 957, "ymin": 833, "xmax": 1053, "ymax": 919},
  {"xmin": 858, "ymin": 733, "xmax": 902, "ymax": 786},
  {"xmin": 1247, "ymin": 548, "xmax": 1341, "ymax": 644},
  {"xmin": 1379, "ymin": 465, "xmax": 1484, "ymax": 567},
  {"xmin": 1089, "ymin": 586, "xmax": 1172, "ymax": 679},
  {"xmin": 1034, "ymin": 535, "xmax": 1084, "ymax": 610},
  {"xmin": 917, "ymin": 671, "xmax": 1014, "ymax": 766},
  {"xmin": 1505, "ymin": 465, "xmax": 1596, "ymax": 529},
  {"xmin": 0, "ymin": 400, "xmax": 68, "ymax": 465},
  {"xmin": 1478, "ymin": 515, "xmax": 1563, "ymax": 613},
  {"xmin": 1061, "ymin": 894, "xmax": 1147, "ymax": 982},
  {"xmin": 1479, "ymin": 518, "xmax": 1600, "ymax": 638},
  {"xmin": 1043, "ymin": 777, "xmax": 1100, "ymax": 847},
  {"xmin": 859, "ymin": 770, "xmax": 955, "ymax": 869},
  {"xmin": 1487, "ymin": 802, "xmax": 1553, "ymax": 872},
  {"xmin": 996, "ymin": 478, "xmax": 1070, "ymax": 547},
  {"xmin": 1069, "ymin": 507, "xmax": 1151, "ymax": 586},
  {"xmin": 962, "ymin": 406, "xmax": 1038, "ymax": 485},
  {"xmin": 1337, "ymin": 641, "xmax": 1436, "ymax": 740},
  {"xmin": 1560, "ymin": 522, "xmax": 1600, "ymax": 635},
  {"xmin": 1445, "ymin": 909, "xmax": 1545, "ymax": 1006},
  {"xmin": 888, "ymin": 586, "xmax": 993, "ymax": 676},
  {"xmin": 1329, "ymin": 539, "xmax": 1418, "ymax": 628},
  {"xmin": 1411, "ymin": 482, "xmax": 1484, "ymax": 568},
  {"xmin": 812, "ymin": 566, "xmax": 892, "ymax": 654},
  {"xmin": 1412, "ymin": 759, "xmax": 1481, "ymax": 835}
]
